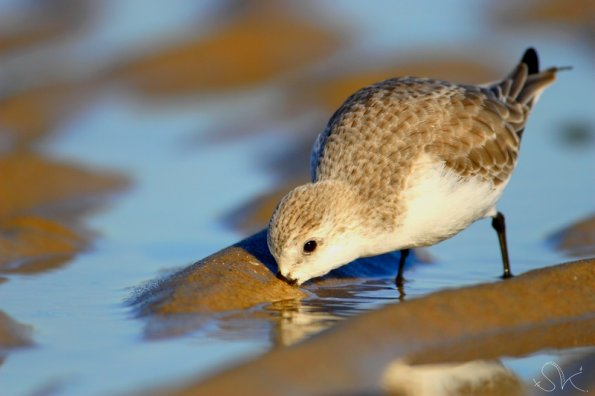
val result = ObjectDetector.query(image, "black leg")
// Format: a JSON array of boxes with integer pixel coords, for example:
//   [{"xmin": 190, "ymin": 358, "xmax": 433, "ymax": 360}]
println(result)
[
  {"xmin": 396, "ymin": 248, "xmax": 410, "ymax": 286},
  {"xmin": 491, "ymin": 212, "xmax": 513, "ymax": 279},
  {"xmin": 396, "ymin": 282, "xmax": 406, "ymax": 301}
]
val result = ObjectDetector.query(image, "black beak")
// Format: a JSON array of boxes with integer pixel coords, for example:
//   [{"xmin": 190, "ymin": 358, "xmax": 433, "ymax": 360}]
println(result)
[{"xmin": 276, "ymin": 272, "xmax": 298, "ymax": 286}]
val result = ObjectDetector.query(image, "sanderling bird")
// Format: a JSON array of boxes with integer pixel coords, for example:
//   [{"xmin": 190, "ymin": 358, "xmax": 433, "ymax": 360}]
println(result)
[{"xmin": 268, "ymin": 48, "xmax": 567, "ymax": 286}]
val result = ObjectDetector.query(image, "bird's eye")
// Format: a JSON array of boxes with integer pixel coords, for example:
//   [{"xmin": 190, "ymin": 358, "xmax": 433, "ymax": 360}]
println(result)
[{"xmin": 303, "ymin": 240, "xmax": 317, "ymax": 254}]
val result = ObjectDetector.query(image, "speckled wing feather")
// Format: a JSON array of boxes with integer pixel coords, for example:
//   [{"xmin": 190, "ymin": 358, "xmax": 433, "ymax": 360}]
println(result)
[{"xmin": 311, "ymin": 49, "xmax": 559, "ymax": 197}]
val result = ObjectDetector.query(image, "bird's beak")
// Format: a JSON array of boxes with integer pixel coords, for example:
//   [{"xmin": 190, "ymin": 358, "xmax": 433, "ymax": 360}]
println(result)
[{"xmin": 276, "ymin": 271, "xmax": 298, "ymax": 286}]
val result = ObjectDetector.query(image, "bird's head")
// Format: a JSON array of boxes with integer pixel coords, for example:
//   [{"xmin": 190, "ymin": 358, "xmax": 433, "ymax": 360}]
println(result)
[{"xmin": 267, "ymin": 180, "xmax": 364, "ymax": 285}]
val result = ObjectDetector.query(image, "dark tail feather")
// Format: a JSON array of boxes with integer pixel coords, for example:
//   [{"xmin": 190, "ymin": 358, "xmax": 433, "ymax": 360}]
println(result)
[
  {"xmin": 485, "ymin": 48, "xmax": 570, "ymax": 139},
  {"xmin": 521, "ymin": 47, "xmax": 539, "ymax": 75}
]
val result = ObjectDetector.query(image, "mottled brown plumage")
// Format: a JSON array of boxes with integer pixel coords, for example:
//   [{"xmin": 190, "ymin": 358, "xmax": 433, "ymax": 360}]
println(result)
[
  {"xmin": 313, "ymin": 66, "xmax": 557, "ymax": 190},
  {"xmin": 269, "ymin": 48, "xmax": 566, "ymax": 285}
]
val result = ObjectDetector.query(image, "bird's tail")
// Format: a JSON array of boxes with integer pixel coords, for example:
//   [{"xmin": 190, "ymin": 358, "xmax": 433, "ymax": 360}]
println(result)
[{"xmin": 489, "ymin": 47, "xmax": 571, "ymax": 110}]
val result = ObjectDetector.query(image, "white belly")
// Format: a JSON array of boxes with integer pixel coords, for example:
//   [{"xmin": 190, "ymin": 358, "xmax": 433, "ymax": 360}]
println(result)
[{"xmin": 387, "ymin": 155, "xmax": 507, "ymax": 250}]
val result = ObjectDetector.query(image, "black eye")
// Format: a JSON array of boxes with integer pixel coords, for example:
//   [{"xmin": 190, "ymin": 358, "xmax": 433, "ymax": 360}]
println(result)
[{"xmin": 303, "ymin": 240, "xmax": 317, "ymax": 254}]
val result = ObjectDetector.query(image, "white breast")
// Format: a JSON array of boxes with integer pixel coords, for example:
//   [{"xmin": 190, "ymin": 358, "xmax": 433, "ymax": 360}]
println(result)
[{"xmin": 372, "ymin": 155, "xmax": 508, "ymax": 252}]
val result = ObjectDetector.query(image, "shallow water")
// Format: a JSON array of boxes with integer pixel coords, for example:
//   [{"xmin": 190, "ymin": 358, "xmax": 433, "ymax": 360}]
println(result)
[{"xmin": 0, "ymin": 1, "xmax": 593, "ymax": 395}]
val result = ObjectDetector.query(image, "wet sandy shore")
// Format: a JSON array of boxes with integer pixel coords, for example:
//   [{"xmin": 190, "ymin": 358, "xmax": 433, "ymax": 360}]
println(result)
[
  {"xmin": 131, "ymin": 228, "xmax": 416, "ymax": 308},
  {"xmin": 129, "ymin": 217, "xmax": 595, "ymax": 394},
  {"xmin": 551, "ymin": 214, "xmax": 595, "ymax": 257},
  {"xmin": 0, "ymin": 74, "xmax": 127, "ymax": 360},
  {"xmin": 131, "ymin": 228, "xmax": 422, "ymax": 340},
  {"xmin": 150, "ymin": 257, "xmax": 594, "ymax": 395},
  {"xmin": 1, "ymin": 2, "xmax": 594, "ymax": 394}
]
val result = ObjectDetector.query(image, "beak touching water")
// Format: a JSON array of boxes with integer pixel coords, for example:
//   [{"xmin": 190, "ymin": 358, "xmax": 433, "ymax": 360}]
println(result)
[{"xmin": 276, "ymin": 271, "xmax": 298, "ymax": 286}]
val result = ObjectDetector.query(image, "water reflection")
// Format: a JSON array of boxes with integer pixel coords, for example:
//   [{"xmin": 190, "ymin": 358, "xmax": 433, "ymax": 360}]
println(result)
[
  {"xmin": 137, "ymin": 277, "xmax": 402, "ymax": 346},
  {"xmin": 131, "ymin": 229, "xmax": 412, "ymax": 344},
  {"xmin": 270, "ymin": 278, "xmax": 402, "ymax": 347},
  {"xmin": 382, "ymin": 359, "xmax": 525, "ymax": 396}
]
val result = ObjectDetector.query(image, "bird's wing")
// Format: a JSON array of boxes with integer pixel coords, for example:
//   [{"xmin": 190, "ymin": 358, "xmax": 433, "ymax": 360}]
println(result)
[
  {"xmin": 430, "ymin": 48, "xmax": 561, "ymax": 185},
  {"xmin": 426, "ymin": 86, "xmax": 525, "ymax": 185},
  {"xmin": 311, "ymin": 48, "xmax": 563, "ymax": 187}
]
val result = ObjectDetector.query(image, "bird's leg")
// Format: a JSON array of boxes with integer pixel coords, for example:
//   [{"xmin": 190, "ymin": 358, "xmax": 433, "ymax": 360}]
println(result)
[
  {"xmin": 396, "ymin": 282, "xmax": 406, "ymax": 301},
  {"xmin": 491, "ymin": 212, "xmax": 513, "ymax": 279},
  {"xmin": 395, "ymin": 248, "xmax": 410, "ymax": 286}
]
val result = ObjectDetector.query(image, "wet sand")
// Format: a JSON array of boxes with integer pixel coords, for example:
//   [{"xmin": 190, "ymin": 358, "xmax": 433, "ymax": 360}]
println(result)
[
  {"xmin": 131, "ymin": 231, "xmax": 307, "ymax": 317},
  {"xmin": 0, "ymin": 152, "xmax": 127, "ymax": 274},
  {"xmin": 131, "ymin": 222, "xmax": 593, "ymax": 393},
  {"xmin": 131, "ymin": 229, "xmax": 414, "ymax": 314},
  {"xmin": 112, "ymin": 9, "xmax": 341, "ymax": 96},
  {"xmin": 551, "ymin": 214, "xmax": 595, "ymax": 257},
  {"xmin": 154, "ymin": 258, "xmax": 594, "ymax": 395},
  {"xmin": 130, "ymin": 228, "xmax": 425, "ymax": 340}
]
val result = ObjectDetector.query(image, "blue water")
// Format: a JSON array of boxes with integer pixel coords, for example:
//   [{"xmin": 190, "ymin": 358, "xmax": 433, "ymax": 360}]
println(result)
[{"xmin": 0, "ymin": 1, "xmax": 593, "ymax": 395}]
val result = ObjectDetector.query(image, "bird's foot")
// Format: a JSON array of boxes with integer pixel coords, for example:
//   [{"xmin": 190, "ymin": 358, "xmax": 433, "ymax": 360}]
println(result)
[
  {"xmin": 501, "ymin": 271, "xmax": 514, "ymax": 279},
  {"xmin": 395, "ymin": 275, "xmax": 407, "ymax": 300}
]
